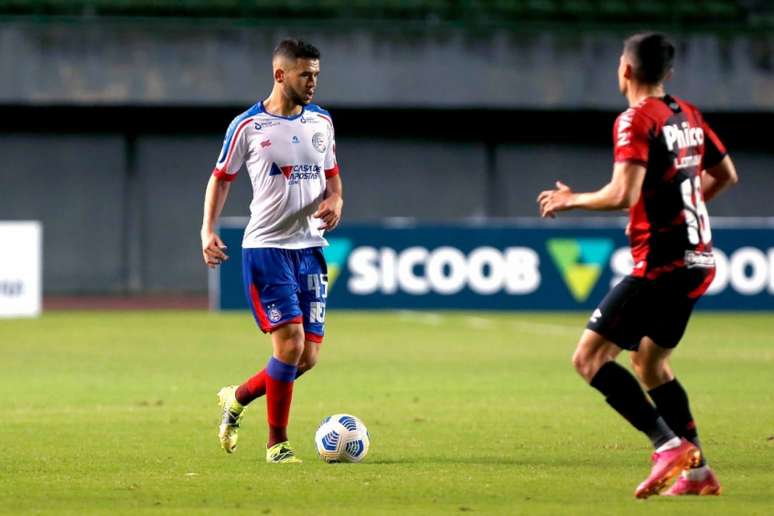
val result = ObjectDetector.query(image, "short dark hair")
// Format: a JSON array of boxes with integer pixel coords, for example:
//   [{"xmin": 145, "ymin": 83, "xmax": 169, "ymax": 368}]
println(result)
[
  {"xmin": 273, "ymin": 39, "xmax": 321, "ymax": 61},
  {"xmin": 623, "ymin": 32, "xmax": 675, "ymax": 85}
]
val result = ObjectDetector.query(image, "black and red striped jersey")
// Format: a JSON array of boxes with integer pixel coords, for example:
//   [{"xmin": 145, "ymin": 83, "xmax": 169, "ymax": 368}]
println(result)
[{"xmin": 613, "ymin": 95, "xmax": 727, "ymax": 280}]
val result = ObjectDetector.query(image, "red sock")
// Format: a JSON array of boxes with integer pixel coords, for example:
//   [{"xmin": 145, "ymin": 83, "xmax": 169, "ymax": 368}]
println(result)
[
  {"xmin": 235, "ymin": 369, "xmax": 267, "ymax": 405},
  {"xmin": 265, "ymin": 357, "xmax": 297, "ymax": 447}
]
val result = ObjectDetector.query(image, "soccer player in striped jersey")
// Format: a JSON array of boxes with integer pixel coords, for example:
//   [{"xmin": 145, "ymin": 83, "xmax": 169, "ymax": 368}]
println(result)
[
  {"xmin": 538, "ymin": 33, "xmax": 738, "ymax": 497},
  {"xmin": 201, "ymin": 39, "xmax": 343, "ymax": 464}
]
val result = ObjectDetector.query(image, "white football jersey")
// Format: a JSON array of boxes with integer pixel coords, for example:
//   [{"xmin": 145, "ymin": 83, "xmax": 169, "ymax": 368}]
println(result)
[{"xmin": 212, "ymin": 101, "xmax": 339, "ymax": 249}]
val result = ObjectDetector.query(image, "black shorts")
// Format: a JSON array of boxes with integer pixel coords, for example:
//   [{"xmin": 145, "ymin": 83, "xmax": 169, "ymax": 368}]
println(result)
[{"xmin": 586, "ymin": 268, "xmax": 715, "ymax": 351}]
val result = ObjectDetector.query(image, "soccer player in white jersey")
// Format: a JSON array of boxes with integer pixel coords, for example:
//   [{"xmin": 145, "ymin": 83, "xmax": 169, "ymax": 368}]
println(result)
[{"xmin": 200, "ymin": 39, "xmax": 343, "ymax": 464}]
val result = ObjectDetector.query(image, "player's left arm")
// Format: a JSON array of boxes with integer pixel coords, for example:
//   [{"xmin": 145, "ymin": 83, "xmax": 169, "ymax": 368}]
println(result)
[
  {"xmin": 538, "ymin": 161, "xmax": 646, "ymax": 218},
  {"xmin": 702, "ymin": 155, "xmax": 738, "ymax": 202},
  {"xmin": 700, "ymin": 121, "xmax": 738, "ymax": 202},
  {"xmin": 314, "ymin": 174, "xmax": 343, "ymax": 231}
]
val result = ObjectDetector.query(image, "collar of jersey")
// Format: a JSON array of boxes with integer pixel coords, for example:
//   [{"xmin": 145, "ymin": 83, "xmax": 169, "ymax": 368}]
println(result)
[{"xmin": 259, "ymin": 101, "xmax": 305, "ymax": 121}]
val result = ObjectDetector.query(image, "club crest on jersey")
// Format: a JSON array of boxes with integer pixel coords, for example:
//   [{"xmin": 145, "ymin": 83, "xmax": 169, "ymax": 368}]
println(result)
[
  {"xmin": 291, "ymin": 136, "xmax": 301, "ymax": 144},
  {"xmin": 312, "ymin": 132, "xmax": 327, "ymax": 153},
  {"xmin": 268, "ymin": 304, "xmax": 282, "ymax": 323},
  {"xmin": 261, "ymin": 139, "xmax": 271, "ymax": 148}
]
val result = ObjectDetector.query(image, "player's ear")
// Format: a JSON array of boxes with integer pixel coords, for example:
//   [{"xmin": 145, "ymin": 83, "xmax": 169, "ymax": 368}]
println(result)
[
  {"xmin": 622, "ymin": 63, "xmax": 633, "ymax": 80},
  {"xmin": 274, "ymin": 67, "xmax": 284, "ymax": 83},
  {"xmin": 664, "ymin": 68, "xmax": 673, "ymax": 82}
]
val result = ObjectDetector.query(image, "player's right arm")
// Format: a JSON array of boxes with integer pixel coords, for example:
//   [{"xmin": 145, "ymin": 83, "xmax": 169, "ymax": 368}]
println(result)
[
  {"xmin": 537, "ymin": 107, "xmax": 650, "ymax": 218},
  {"xmin": 200, "ymin": 112, "xmax": 251, "ymax": 268},
  {"xmin": 537, "ymin": 162, "xmax": 645, "ymax": 217},
  {"xmin": 201, "ymin": 175, "xmax": 231, "ymax": 268}
]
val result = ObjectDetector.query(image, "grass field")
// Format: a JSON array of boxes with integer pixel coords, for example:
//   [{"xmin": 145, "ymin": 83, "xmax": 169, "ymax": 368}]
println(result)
[{"xmin": 1, "ymin": 310, "xmax": 773, "ymax": 515}]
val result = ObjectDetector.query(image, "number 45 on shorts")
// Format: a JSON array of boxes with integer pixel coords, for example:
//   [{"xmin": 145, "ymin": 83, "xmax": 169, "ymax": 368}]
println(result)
[{"xmin": 307, "ymin": 274, "xmax": 328, "ymax": 324}]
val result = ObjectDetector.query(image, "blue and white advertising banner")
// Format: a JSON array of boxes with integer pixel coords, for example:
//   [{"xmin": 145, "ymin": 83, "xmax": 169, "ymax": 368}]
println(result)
[{"xmin": 211, "ymin": 218, "xmax": 774, "ymax": 311}]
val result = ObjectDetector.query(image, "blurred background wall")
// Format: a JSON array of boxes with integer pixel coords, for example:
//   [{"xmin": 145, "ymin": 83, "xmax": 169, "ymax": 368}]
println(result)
[{"xmin": 1, "ymin": 1, "xmax": 772, "ymax": 295}]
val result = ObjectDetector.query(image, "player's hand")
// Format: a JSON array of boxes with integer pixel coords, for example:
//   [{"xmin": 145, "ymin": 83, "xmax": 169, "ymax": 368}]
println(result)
[
  {"xmin": 313, "ymin": 193, "xmax": 343, "ymax": 231},
  {"xmin": 537, "ymin": 181, "xmax": 574, "ymax": 218},
  {"xmin": 201, "ymin": 231, "xmax": 229, "ymax": 268}
]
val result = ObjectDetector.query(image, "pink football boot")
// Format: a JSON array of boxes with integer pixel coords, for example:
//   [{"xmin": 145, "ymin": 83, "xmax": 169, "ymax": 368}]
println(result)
[
  {"xmin": 634, "ymin": 439, "xmax": 700, "ymax": 499},
  {"xmin": 664, "ymin": 467, "xmax": 721, "ymax": 496}
]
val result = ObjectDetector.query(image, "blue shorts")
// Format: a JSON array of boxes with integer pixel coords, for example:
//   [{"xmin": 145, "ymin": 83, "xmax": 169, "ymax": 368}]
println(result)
[{"xmin": 242, "ymin": 247, "xmax": 328, "ymax": 342}]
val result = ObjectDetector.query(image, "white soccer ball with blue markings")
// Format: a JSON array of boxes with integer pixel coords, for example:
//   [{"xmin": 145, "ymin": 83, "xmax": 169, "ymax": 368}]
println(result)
[{"xmin": 314, "ymin": 414, "xmax": 370, "ymax": 463}]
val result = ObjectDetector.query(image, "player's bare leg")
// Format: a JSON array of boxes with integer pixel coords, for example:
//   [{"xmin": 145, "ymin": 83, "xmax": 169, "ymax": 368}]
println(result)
[
  {"xmin": 573, "ymin": 330, "xmax": 694, "ymax": 498},
  {"xmin": 632, "ymin": 338, "xmax": 720, "ymax": 495},
  {"xmin": 571, "ymin": 329, "xmax": 623, "ymax": 383},
  {"xmin": 297, "ymin": 339, "xmax": 320, "ymax": 374},
  {"xmin": 264, "ymin": 322, "xmax": 304, "ymax": 463},
  {"xmin": 630, "ymin": 337, "xmax": 674, "ymax": 390}
]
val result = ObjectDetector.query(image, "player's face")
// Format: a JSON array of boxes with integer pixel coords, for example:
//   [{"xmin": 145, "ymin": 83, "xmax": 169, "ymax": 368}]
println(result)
[{"xmin": 283, "ymin": 58, "xmax": 320, "ymax": 106}]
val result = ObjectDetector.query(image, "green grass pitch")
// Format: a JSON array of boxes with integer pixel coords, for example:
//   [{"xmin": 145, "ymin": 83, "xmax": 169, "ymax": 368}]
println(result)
[{"xmin": 1, "ymin": 311, "xmax": 773, "ymax": 515}]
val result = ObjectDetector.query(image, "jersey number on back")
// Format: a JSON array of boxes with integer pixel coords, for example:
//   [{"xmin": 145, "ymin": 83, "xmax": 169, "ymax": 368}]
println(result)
[{"xmin": 680, "ymin": 176, "xmax": 712, "ymax": 245}]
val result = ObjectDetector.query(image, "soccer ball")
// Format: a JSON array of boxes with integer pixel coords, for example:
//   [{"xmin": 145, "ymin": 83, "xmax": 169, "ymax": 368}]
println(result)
[{"xmin": 314, "ymin": 414, "xmax": 370, "ymax": 463}]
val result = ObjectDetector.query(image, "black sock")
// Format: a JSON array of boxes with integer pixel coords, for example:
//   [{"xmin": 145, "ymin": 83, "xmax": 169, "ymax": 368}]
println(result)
[
  {"xmin": 649, "ymin": 378, "xmax": 706, "ymax": 466},
  {"xmin": 590, "ymin": 362, "xmax": 677, "ymax": 448}
]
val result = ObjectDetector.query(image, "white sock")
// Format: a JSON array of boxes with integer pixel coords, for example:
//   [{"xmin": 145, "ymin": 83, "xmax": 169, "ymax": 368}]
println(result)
[
  {"xmin": 684, "ymin": 465, "xmax": 710, "ymax": 481},
  {"xmin": 656, "ymin": 436, "xmax": 682, "ymax": 453}
]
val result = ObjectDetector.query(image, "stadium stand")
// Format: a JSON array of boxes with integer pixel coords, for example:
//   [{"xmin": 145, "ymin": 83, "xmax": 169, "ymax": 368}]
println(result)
[{"xmin": 0, "ymin": 0, "xmax": 769, "ymax": 27}]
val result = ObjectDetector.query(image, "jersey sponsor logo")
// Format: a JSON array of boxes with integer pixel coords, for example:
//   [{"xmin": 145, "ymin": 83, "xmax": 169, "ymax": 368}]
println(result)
[
  {"xmin": 685, "ymin": 250, "xmax": 715, "ymax": 269},
  {"xmin": 312, "ymin": 132, "xmax": 327, "ymax": 153},
  {"xmin": 261, "ymin": 139, "xmax": 272, "ymax": 148},
  {"xmin": 616, "ymin": 109, "xmax": 635, "ymax": 147},
  {"xmin": 269, "ymin": 163, "xmax": 322, "ymax": 183},
  {"xmin": 287, "ymin": 164, "xmax": 321, "ymax": 173},
  {"xmin": 663, "ymin": 121, "xmax": 704, "ymax": 152},
  {"xmin": 254, "ymin": 120, "xmax": 279, "ymax": 131},
  {"xmin": 547, "ymin": 238, "xmax": 614, "ymax": 302},
  {"xmin": 287, "ymin": 164, "xmax": 321, "ymax": 184}
]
